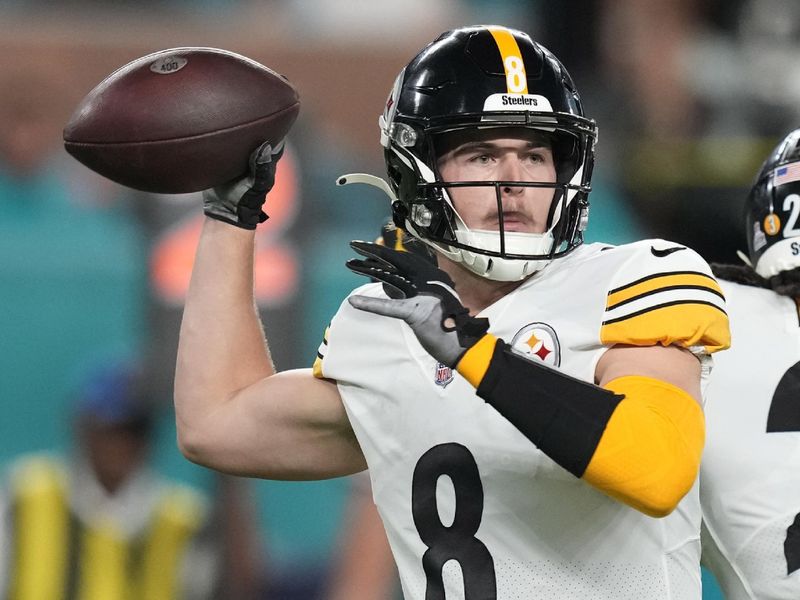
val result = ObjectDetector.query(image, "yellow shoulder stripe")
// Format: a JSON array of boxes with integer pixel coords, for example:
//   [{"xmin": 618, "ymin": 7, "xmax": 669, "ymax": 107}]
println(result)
[
  {"xmin": 607, "ymin": 271, "xmax": 723, "ymax": 310},
  {"xmin": 601, "ymin": 302, "xmax": 730, "ymax": 353}
]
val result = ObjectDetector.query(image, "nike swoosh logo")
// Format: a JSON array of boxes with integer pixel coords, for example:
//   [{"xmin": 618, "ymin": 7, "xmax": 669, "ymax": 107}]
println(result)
[{"xmin": 650, "ymin": 245, "xmax": 686, "ymax": 257}]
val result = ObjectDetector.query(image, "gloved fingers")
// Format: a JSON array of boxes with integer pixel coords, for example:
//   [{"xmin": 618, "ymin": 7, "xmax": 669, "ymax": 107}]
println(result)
[
  {"xmin": 352, "ymin": 240, "xmax": 458, "ymax": 290},
  {"xmin": 203, "ymin": 175, "xmax": 249, "ymax": 207},
  {"xmin": 348, "ymin": 295, "xmax": 417, "ymax": 321},
  {"xmin": 201, "ymin": 140, "xmax": 282, "ymax": 229},
  {"xmin": 345, "ymin": 258, "xmax": 415, "ymax": 297},
  {"xmin": 270, "ymin": 139, "xmax": 286, "ymax": 159},
  {"xmin": 251, "ymin": 140, "xmax": 285, "ymax": 167},
  {"xmin": 244, "ymin": 143, "xmax": 282, "ymax": 199},
  {"xmin": 349, "ymin": 240, "xmax": 427, "ymax": 273},
  {"xmin": 349, "ymin": 240, "xmax": 398, "ymax": 268},
  {"xmin": 426, "ymin": 279, "xmax": 463, "ymax": 304}
]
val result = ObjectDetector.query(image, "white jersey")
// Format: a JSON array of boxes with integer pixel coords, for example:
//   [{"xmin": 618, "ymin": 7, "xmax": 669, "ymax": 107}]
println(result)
[
  {"xmin": 701, "ymin": 279, "xmax": 800, "ymax": 599},
  {"xmin": 316, "ymin": 240, "xmax": 729, "ymax": 600}
]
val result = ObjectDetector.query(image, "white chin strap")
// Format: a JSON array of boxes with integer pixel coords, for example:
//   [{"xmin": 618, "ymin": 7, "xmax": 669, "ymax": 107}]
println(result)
[
  {"xmin": 451, "ymin": 229, "xmax": 554, "ymax": 281},
  {"xmin": 435, "ymin": 158, "xmax": 585, "ymax": 282}
]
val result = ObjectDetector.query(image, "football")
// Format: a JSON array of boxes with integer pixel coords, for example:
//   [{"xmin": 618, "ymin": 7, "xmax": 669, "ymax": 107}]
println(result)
[{"xmin": 63, "ymin": 47, "xmax": 300, "ymax": 194}]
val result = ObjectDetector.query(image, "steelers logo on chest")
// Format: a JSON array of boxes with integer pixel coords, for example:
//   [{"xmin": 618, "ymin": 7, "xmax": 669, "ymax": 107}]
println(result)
[{"xmin": 510, "ymin": 322, "xmax": 561, "ymax": 367}]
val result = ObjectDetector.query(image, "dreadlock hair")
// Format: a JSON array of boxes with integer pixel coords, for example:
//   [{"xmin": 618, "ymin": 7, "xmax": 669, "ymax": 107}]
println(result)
[
  {"xmin": 768, "ymin": 268, "xmax": 800, "ymax": 298},
  {"xmin": 710, "ymin": 263, "xmax": 769, "ymax": 288},
  {"xmin": 711, "ymin": 263, "xmax": 800, "ymax": 297}
]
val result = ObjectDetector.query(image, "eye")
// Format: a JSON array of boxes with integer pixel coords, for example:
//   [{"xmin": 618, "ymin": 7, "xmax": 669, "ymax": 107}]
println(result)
[
  {"xmin": 469, "ymin": 153, "xmax": 494, "ymax": 164},
  {"xmin": 525, "ymin": 151, "xmax": 547, "ymax": 164}
]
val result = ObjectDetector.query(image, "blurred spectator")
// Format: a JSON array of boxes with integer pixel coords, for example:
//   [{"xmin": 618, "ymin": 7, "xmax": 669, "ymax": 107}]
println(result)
[
  {"xmin": 530, "ymin": 0, "xmax": 800, "ymax": 267},
  {"xmin": 208, "ymin": 474, "xmax": 270, "ymax": 599},
  {"xmin": 594, "ymin": 0, "xmax": 800, "ymax": 264},
  {"xmin": 325, "ymin": 473, "xmax": 399, "ymax": 600},
  {"xmin": 0, "ymin": 360, "xmax": 227, "ymax": 599},
  {"xmin": 0, "ymin": 58, "xmax": 148, "ymax": 461}
]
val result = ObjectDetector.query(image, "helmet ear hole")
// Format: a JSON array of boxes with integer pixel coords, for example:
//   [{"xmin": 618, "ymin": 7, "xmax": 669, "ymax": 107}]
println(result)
[{"xmin": 551, "ymin": 134, "xmax": 580, "ymax": 183}]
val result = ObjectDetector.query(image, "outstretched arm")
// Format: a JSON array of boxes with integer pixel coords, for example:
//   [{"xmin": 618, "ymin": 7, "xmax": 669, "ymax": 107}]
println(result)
[{"xmin": 174, "ymin": 145, "xmax": 365, "ymax": 480}]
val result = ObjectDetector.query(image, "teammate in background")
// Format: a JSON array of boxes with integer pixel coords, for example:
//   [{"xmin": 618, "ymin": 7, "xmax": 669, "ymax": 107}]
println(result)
[
  {"xmin": 0, "ymin": 361, "xmax": 220, "ymax": 600},
  {"xmin": 701, "ymin": 128, "xmax": 800, "ymax": 599},
  {"xmin": 176, "ymin": 25, "xmax": 730, "ymax": 599}
]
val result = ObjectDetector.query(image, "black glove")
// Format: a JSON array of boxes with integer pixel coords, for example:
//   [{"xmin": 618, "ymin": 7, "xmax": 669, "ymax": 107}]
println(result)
[
  {"xmin": 203, "ymin": 140, "xmax": 284, "ymax": 230},
  {"xmin": 346, "ymin": 241, "xmax": 489, "ymax": 367},
  {"xmin": 376, "ymin": 221, "xmax": 436, "ymax": 263}
]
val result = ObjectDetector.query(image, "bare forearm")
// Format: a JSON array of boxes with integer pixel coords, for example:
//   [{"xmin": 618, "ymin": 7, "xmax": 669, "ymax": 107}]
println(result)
[{"xmin": 175, "ymin": 218, "xmax": 273, "ymax": 449}]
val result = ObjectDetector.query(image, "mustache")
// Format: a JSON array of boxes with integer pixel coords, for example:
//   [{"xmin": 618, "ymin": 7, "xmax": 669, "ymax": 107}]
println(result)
[{"xmin": 487, "ymin": 211, "xmax": 535, "ymax": 225}]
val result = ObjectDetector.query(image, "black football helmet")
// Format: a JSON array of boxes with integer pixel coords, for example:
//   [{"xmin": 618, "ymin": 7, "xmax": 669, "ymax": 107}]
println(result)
[
  {"xmin": 378, "ymin": 25, "xmax": 597, "ymax": 281},
  {"xmin": 745, "ymin": 128, "xmax": 800, "ymax": 278}
]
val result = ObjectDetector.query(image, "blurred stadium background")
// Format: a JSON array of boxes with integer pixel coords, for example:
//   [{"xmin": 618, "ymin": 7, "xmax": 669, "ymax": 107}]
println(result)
[{"xmin": 2, "ymin": 0, "xmax": 799, "ymax": 597}]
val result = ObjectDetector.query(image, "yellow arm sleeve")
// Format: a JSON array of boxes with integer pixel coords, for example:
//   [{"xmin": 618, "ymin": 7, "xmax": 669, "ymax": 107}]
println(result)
[{"xmin": 583, "ymin": 375, "xmax": 705, "ymax": 517}]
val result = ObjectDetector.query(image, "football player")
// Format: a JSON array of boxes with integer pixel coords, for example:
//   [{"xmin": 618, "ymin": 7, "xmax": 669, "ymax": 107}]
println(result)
[
  {"xmin": 700, "ymin": 128, "xmax": 800, "ymax": 599},
  {"xmin": 176, "ymin": 26, "xmax": 730, "ymax": 599}
]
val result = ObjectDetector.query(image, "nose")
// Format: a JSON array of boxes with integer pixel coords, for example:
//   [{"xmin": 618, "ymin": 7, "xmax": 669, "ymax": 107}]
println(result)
[{"xmin": 499, "ymin": 157, "xmax": 525, "ymax": 196}]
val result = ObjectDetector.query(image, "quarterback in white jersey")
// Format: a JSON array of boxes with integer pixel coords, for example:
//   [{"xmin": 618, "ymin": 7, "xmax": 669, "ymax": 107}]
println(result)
[
  {"xmin": 316, "ymin": 239, "xmax": 727, "ymax": 599},
  {"xmin": 701, "ymin": 128, "xmax": 800, "ymax": 599},
  {"xmin": 174, "ymin": 25, "xmax": 730, "ymax": 600}
]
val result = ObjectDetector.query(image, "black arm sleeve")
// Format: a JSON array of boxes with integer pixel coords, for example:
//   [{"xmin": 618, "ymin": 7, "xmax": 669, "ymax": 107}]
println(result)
[{"xmin": 476, "ymin": 340, "xmax": 624, "ymax": 477}]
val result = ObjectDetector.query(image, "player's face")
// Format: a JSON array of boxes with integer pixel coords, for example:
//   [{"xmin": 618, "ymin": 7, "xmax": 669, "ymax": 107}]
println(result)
[{"xmin": 436, "ymin": 128, "xmax": 557, "ymax": 234}]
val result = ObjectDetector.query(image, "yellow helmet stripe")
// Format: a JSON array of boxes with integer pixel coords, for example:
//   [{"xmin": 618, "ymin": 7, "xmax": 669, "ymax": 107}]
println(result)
[{"xmin": 487, "ymin": 26, "xmax": 528, "ymax": 94}]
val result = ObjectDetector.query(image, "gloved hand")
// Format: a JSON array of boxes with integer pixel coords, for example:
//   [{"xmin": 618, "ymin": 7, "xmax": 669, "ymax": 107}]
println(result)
[
  {"xmin": 203, "ymin": 140, "xmax": 284, "ymax": 230},
  {"xmin": 376, "ymin": 221, "xmax": 436, "ymax": 263},
  {"xmin": 346, "ymin": 241, "xmax": 489, "ymax": 367}
]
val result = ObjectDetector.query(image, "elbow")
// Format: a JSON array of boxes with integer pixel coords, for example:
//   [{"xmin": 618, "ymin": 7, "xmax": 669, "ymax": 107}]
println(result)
[
  {"xmin": 583, "ymin": 379, "xmax": 706, "ymax": 519},
  {"xmin": 633, "ymin": 486, "xmax": 688, "ymax": 519},
  {"xmin": 173, "ymin": 388, "xmax": 225, "ymax": 467},
  {"xmin": 637, "ymin": 484, "xmax": 697, "ymax": 519},
  {"xmin": 620, "ymin": 458, "xmax": 700, "ymax": 519},
  {"xmin": 176, "ymin": 427, "xmax": 201, "ymax": 464},
  {"xmin": 175, "ymin": 421, "xmax": 214, "ymax": 467},
  {"xmin": 583, "ymin": 439, "xmax": 702, "ymax": 518},
  {"xmin": 637, "ymin": 495, "xmax": 679, "ymax": 519}
]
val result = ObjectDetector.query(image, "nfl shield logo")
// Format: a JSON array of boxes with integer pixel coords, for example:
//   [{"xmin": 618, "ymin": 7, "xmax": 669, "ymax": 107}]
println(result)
[{"xmin": 434, "ymin": 362, "xmax": 454, "ymax": 388}]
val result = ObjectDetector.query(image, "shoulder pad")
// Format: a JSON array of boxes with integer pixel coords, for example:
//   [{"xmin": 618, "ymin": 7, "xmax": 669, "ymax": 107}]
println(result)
[{"xmin": 600, "ymin": 240, "xmax": 730, "ymax": 353}]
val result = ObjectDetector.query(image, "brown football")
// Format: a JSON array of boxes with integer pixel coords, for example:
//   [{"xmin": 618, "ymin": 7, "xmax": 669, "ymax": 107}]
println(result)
[{"xmin": 63, "ymin": 47, "xmax": 300, "ymax": 194}]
